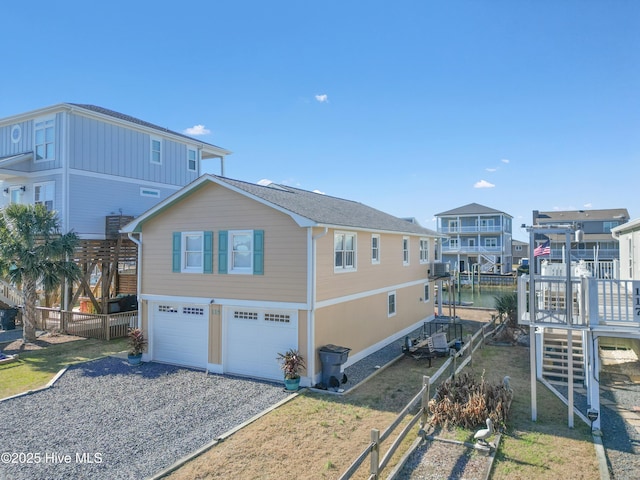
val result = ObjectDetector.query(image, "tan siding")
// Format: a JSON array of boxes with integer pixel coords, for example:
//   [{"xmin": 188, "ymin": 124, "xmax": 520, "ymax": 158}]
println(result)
[
  {"xmin": 139, "ymin": 184, "xmax": 308, "ymax": 303},
  {"xmin": 313, "ymin": 283, "xmax": 431, "ymax": 375},
  {"xmin": 209, "ymin": 304, "xmax": 222, "ymax": 364},
  {"xmin": 315, "ymin": 230, "xmax": 433, "ymax": 301}
]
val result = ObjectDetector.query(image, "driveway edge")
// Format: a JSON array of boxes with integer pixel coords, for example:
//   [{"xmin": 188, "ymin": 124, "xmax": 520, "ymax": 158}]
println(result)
[
  {"xmin": 0, "ymin": 366, "xmax": 68, "ymax": 403},
  {"xmin": 148, "ymin": 390, "xmax": 301, "ymax": 480}
]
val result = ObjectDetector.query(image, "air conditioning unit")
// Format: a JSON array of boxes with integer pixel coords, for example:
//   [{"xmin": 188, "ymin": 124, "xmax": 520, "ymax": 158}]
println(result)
[{"xmin": 429, "ymin": 262, "xmax": 450, "ymax": 279}]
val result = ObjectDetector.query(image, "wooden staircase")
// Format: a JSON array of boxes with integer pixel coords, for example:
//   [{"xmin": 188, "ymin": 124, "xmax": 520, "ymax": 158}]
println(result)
[{"xmin": 542, "ymin": 330, "xmax": 585, "ymax": 385}]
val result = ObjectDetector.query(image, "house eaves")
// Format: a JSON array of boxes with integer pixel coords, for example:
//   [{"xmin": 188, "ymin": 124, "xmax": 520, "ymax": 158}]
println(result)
[
  {"xmin": 122, "ymin": 175, "xmax": 440, "ymax": 238},
  {"xmin": 436, "ymin": 202, "xmax": 511, "ymax": 218},
  {"xmin": 0, "ymin": 103, "xmax": 232, "ymax": 159}
]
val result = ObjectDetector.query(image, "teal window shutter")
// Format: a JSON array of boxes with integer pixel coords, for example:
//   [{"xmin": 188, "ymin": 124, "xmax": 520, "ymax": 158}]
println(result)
[
  {"xmin": 253, "ymin": 230, "xmax": 264, "ymax": 275},
  {"xmin": 203, "ymin": 231, "xmax": 213, "ymax": 274},
  {"xmin": 172, "ymin": 232, "xmax": 181, "ymax": 272},
  {"xmin": 218, "ymin": 231, "xmax": 228, "ymax": 274}
]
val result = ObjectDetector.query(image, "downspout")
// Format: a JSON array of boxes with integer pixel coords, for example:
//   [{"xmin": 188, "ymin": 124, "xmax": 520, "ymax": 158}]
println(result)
[
  {"xmin": 128, "ymin": 232, "xmax": 142, "ymax": 330},
  {"xmin": 308, "ymin": 226, "xmax": 328, "ymax": 386}
]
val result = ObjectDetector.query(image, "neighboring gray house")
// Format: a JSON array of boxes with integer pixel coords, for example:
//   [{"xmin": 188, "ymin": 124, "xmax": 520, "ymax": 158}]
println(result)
[
  {"xmin": 532, "ymin": 209, "xmax": 629, "ymax": 262},
  {"xmin": 512, "ymin": 239, "xmax": 528, "ymax": 267},
  {"xmin": 435, "ymin": 203, "xmax": 513, "ymax": 274},
  {"xmin": 0, "ymin": 103, "xmax": 231, "ymax": 239}
]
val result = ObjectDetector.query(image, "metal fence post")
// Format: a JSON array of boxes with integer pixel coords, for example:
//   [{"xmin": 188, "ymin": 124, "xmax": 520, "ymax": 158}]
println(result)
[{"xmin": 370, "ymin": 429, "xmax": 380, "ymax": 479}]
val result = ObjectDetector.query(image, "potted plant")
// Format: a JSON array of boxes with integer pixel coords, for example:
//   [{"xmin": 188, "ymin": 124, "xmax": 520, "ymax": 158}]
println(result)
[
  {"xmin": 277, "ymin": 348, "xmax": 305, "ymax": 391},
  {"xmin": 127, "ymin": 328, "xmax": 147, "ymax": 365}
]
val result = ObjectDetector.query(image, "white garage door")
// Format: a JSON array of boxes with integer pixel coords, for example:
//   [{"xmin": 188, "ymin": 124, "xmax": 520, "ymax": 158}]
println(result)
[
  {"xmin": 226, "ymin": 308, "xmax": 298, "ymax": 380},
  {"xmin": 152, "ymin": 303, "xmax": 209, "ymax": 369}
]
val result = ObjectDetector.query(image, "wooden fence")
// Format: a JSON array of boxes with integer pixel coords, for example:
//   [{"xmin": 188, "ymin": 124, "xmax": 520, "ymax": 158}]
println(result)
[
  {"xmin": 35, "ymin": 307, "xmax": 138, "ymax": 341},
  {"xmin": 339, "ymin": 316, "xmax": 498, "ymax": 480}
]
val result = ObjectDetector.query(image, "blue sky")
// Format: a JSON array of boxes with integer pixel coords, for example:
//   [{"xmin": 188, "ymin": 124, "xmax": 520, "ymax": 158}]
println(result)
[{"xmin": 1, "ymin": 1, "xmax": 638, "ymax": 241}]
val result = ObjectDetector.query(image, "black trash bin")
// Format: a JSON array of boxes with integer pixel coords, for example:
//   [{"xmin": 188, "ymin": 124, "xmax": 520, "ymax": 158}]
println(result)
[
  {"xmin": 318, "ymin": 344, "xmax": 351, "ymax": 390},
  {"xmin": 0, "ymin": 308, "xmax": 18, "ymax": 330}
]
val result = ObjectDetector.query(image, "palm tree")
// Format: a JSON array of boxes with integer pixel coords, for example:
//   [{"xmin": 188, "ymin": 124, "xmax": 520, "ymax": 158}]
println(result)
[
  {"xmin": 0, "ymin": 204, "xmax": 80, "ymax": 342},
  {"xmin": 494, "ymin": 291, "xmax": 518, "ymax": 329}
]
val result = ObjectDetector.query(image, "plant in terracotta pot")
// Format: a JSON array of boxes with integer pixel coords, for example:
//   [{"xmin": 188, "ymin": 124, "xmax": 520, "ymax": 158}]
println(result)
[
  {"xmin": 127, "ymin": 328, "xmax": 147, "ymax": 365},
  {"xmin": 277, "ymin": 348, "xmax": 305, "ymax": 391}
]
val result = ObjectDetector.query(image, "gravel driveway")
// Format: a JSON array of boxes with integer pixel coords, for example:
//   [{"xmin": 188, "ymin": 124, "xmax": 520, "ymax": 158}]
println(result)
[{"xmin": 0, "ymin": 357, "xmax": 291, "ymax": 480}]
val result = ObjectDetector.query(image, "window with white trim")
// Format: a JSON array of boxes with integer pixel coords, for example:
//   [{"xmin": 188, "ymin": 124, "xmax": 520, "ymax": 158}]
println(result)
[
  {"xmin": 448, "ymin": 220, "xmax": 458, "ymax": 232},
  {"xmin": 9, "ymin": 187, "xmax": 23, "ymax": 205},
  {"xmin": 423, "ymin": 282, "xmax": 430, "ymax": 303},
  {"xmin": 230, "ymin": 230, "xmax": 253, "ymax": 273},
  {"xmin": 484, "ymin": 238, "xmax": 497, "ymax": 248},
  {"xmin": 150, "ymin": 137, "xmax": 162, "ymax": 164},
  {"xmin": 402, "ymin": 237, "xmax": 410, "ymax": 266},
  {"xmin": 419, "ymin": 238, "xmax": 429, "ymax": 264},
  {"xmin": 182, "ymin": 232, "xmax": 204, "ymax": 272},
  {"xmin": 34, "ymin": 117, "xmax": 55, "ymax": 162},
  {"xmin": 187, "ymin": 148, "xmax": 198, "ymax": 172},
  {"xmin": 34, "ymin": 182, "xmax": 55, "ymax": 211},
  {"xmin": 371, "ymin": 234, "xmax": 380, "ymax": 264},
  {"xmin": 334, "ymin": 232, "xmax": 356, "ymax": 271},
  {"xmin": 449, "ymin": 238, "xmax": 459, "ymax": 249},
  {"xmin": 388, "ymin": 291, "xmax": 396, "ymax": 317}
]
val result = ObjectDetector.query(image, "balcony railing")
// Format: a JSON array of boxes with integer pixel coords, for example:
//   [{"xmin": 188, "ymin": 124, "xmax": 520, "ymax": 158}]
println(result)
[
  {"xmin": 547, "ymin": 248, "xmax": 619, "ymax": 261},
  {"xmin": 439, "ymin": 225, "xmax": 504, "ymax": 234},
  {"xmin": 518, "ymin": 276, "xmax": 640, "ymax": 331},
  {"xmin": 441, "ymin": 245, "xmax": 504, "ymax": 254}
]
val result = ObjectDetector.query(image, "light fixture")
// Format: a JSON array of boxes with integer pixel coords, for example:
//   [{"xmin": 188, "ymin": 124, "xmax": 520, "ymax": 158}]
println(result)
[
  {"xmin": 2, "ymin": 188, "xmax": 8, "ymax": 196},
  {"xmin": 19, "ymin": 185, "xmax": 26, "ymax": 192}
]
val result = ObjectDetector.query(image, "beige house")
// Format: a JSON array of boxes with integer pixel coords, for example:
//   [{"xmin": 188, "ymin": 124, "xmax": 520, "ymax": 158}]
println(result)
[{"xmin": 122, "ymin": 175, "xmax": 441, "ymax": 386}]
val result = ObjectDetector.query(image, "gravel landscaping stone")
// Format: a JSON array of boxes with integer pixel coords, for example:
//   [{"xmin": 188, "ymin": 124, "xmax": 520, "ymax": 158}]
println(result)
[{"xmin": 0, "ymin": 357, "xmax": 291, "ymax": 480}]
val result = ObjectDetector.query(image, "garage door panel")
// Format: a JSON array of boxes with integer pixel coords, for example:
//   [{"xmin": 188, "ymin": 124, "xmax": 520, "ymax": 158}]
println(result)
[
  {"xmin": 226, "ymin": 308, "xmax": 298, "ymax": 380},
  {"xmin": 152, "ymin": 303, "xmax": 208, "ymax": 369}
]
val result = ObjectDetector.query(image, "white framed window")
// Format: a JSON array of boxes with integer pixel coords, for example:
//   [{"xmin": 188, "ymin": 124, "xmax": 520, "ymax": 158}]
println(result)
[
  {"xmin": 229, "ymin": 230, "xmax": 253, "ymax": 273},
  {"xmin": 419, "ymin": 238, "xmax": 429, "ymax": 264},
  {"xmin": 423, "ymin": 282, "xmax": 430, "ymax": 303},
  {"xmin": 182, "ymin": 232, "xmax": 203, "ymax": 273},
  {"xmin": 34, "ymin": 116, "xmax": 55, "ymax": 162},
  {"xmin": 402, "ymin": 237, "xmax": 410, "ymax": 266},
  {"xmin": 388, "ymin": 291, "xmax": 396, "ymax": 317},
  {"xmin": 335, "ymin": 232, "xmax": 356, "ymax": 271},
  {"xmin": 434, "ymin": 239, "xmax": 440, "ymax": 261},
  {"xmin": 484, "ymin": 238, "xmax": 497, "ymax": 248},
  {"xmin": 140, "ymin": 187, "xmax": 160, "ymax": 198},
  {"xmin": 448, "ymin": 220, "xmax": 458, "ymax": 232},
  {"xmin": 371, "ymin": 234, "xmax": 380, "ymax": 264},
  {"xmin": 34, "ymin": 182, "xmax": 55, "ymax": 211},
  {"xmin": 11, "ymin": 124, "xmax": 22, "ymax": 143},
  {"xmin": 150, "ymin": 137, "xmax": 162, "ymax": 164},
  {"xmin": 449, "ymin": 238, "xmax": 459, "ymax": 249},
  {"xmin": 187, "ymin": 148, "xmax": 198, "ymax": 172},
  {"xmin": 468, "ymin": 238, "xmax": 476, "ymax": 248}
]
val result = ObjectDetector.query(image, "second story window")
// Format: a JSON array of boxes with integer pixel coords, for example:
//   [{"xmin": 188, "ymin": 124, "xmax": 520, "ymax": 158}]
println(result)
[
  {"xmin": 187, "ymin": 148, "xmax": 198, "ymax": 172},
  {"xmin": 335, "ymin": 232, "xmax": 356, "ymax": 271},
  {"xmin": 419, "ymin": 238, "xmax": 429, "ymax": 264},
  {"xmin": 485, "ymin": 238, "xmax": 497, "ymax": 248},
  {"xmin": 403, "ymin": 237, "xmax": 410, "ymax": 265},
  {"xmin": 34, "ymin": 117, "xmax": 55, "ymax": 162},
  {"xmin": 371, "ymin": 234, "xmax": 380, "ymax": 264},
  {"xmin": 151, "ymin": 137, "xmax": 162, "ymax": 164},
  {"xmin": 34, "ymin": 182, "xmax": 55, "ymax": 211}
]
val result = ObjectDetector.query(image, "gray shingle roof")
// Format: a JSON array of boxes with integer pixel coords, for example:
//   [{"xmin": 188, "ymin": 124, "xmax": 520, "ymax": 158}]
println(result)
[
  {"xmin": 436, "ymin": 202, "xmax": 511, "ymax": 217},
  {"xmin": 217, "ymin": 176, "xmax": 439, "ymax": 235},
  {"xmin": 68, "ymin": 104, "xmax": 228, "ymax": 152}
]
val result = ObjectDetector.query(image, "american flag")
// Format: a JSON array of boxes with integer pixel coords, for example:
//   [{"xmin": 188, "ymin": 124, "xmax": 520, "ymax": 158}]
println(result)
[{"xmin": 534, "ymin": 240, "xmax": 551, "ymax": 257}]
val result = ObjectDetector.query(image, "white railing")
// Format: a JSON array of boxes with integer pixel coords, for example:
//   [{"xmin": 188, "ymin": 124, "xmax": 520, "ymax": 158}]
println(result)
[
  {"xmin": 0, "ymin": 279, "xmax": 24, "ymax": 306},
  {"xmin": 439, "ymin": 225, "xmax": 504, "ymax": 234},
  {"xmin": 518, "ymin": 275, "xmax": 640, "ymax": 331}
]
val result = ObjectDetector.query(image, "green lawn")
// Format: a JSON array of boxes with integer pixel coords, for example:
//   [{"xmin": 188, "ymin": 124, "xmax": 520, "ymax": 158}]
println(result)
[{"xmin": 0, "ymin": 337, "xmax": 128, "ymax": 399}]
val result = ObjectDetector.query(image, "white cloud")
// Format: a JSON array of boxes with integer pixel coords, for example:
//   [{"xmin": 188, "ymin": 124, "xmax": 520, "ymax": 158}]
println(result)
[
  {"xmin": 315, "ymin": 94, "xmax": 328, "ymax": 103},
  {"xmin": 486, "ymin": 168, "xmax": 497, "ymax": 172},
  {"xmin": 474, "ymin": 179, "xmax": 495, "ymax": 189},
  {"xmin": 183, "ymin": 124, "xmax": 211, "ymax": 136},
  {"xmin": 501, "ymin": 158, "xmax": 510, "ymax": 164}
]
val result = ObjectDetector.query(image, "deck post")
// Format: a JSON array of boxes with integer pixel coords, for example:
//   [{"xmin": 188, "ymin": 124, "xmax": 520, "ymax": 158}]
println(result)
[
  {"xmin": 370, "ymin": 429, "xmax": 380, "ymax": 479},
  {"xmin": 530, "ymin": 323, "xmax": 537, "ymax": 422},
  {"xmin": 421, "ymin": 376, "xmax": 430, "ymax": 427}
]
